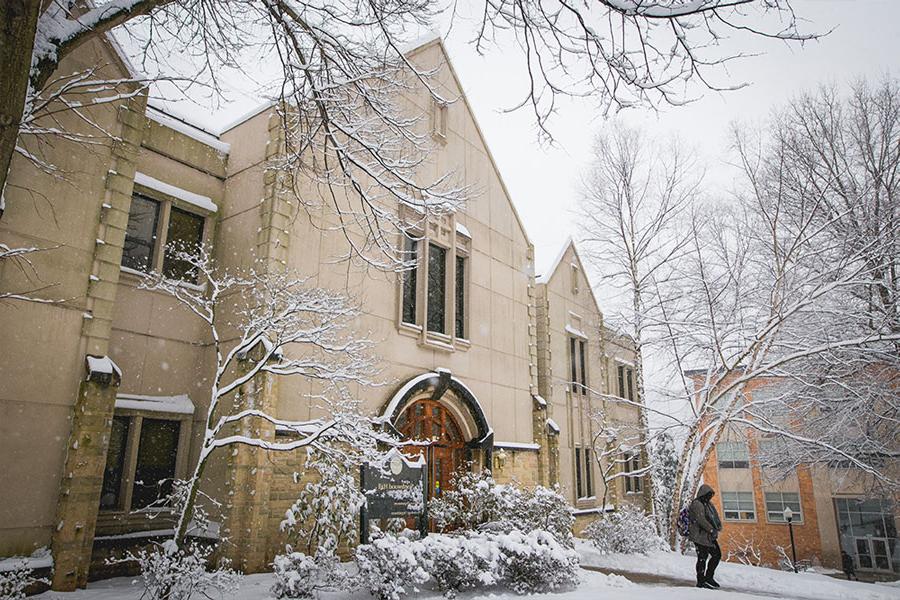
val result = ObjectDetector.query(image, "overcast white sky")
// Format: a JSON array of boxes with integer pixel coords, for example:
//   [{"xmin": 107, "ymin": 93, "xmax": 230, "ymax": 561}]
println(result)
[{"xmin": 156, "ymin": 0, "xmax": 898, "ymax": 300}]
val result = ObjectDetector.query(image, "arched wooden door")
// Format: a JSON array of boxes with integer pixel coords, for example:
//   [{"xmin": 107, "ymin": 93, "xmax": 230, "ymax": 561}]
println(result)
[{"xmin": 395, "ymin": 399, "xmax": 466, "ymax": 501}]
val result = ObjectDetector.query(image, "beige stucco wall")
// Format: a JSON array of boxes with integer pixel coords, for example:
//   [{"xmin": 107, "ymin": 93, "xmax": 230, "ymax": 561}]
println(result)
[{"xmin": 0, "ymin": 35, "xmax": 142, "ymax": 556}]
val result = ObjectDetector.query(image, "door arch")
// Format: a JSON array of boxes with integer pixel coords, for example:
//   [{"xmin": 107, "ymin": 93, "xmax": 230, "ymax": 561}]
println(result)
[{"xmin": 396, "ymin": 399, "xmax": 466, "ymax": 500}]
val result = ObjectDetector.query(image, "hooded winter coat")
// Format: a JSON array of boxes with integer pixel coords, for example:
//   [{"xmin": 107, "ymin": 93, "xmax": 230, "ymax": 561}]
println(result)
[{"xmin": 688, "ymin": 484, "xmax": 722, "ymax": 547}]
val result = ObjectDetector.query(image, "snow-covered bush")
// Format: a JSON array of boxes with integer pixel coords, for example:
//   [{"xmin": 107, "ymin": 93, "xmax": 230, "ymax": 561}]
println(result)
[
  {"xmin": 130, "ymin": 542, "xmax": 241, "ymax": 600},
  {"xmin": 493, "ymin": 529, "xmax": 580, "ymax": 594},
  {"xmin": 355, "ymin": 534, "xmax": 430, "ymax": 600},
  {"xmin": 428, "ymin": 470, "xmax": 573, "ymax": 546},
  {"xmin": 355, "ymin": 530, "xmax": 578, "ymax": 599},
  {"xmin": 271, "ymin": 552, "xmax": 319, "ymax": 599},
  {"xmin": 0, "ymin": 565, "xmax": 42, "ymax": 600},
  {"xmin": 417, "ymin": 534, "xmax": 501, "ymax": 597},
  {"xmin": 584, "ymin": 503, "xmax": 667, "ymax": 555}
]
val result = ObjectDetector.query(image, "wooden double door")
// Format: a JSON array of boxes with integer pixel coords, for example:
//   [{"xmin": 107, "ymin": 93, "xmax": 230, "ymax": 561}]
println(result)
[{"xmin": 396, "ymin": 399, "xmax": 467, "ymax": 502}]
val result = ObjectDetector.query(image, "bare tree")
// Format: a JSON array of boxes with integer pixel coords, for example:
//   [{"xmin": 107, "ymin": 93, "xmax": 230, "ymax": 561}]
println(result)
[
  {"xmin": 137, "ymin": 247, "xmax": 396, "ymax": 550},
  {"xmin": 1, "ymin": 0, "xmax": 818, "ymax": 237},
  {"xmin": 578, "ymin": 125, "xmax": 701, "ymax": 522}
]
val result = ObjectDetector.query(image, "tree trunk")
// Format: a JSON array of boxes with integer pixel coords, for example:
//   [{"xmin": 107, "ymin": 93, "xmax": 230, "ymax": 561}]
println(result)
[{"xmin": 0, "ymin": 0, "xmax": 40, "ymax": 214}]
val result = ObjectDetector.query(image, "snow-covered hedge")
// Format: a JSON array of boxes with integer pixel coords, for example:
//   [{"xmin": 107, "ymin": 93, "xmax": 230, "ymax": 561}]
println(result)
[
  {"xmin": 0, "ymin": 566, "xmax": 39, "ymax": 600},
  {"xmin": 583, "ymin": 503, "xmax": 667, "ymax": 555},
  {"xmin": 428, "ymin": 471, "xmax": 573, "ymax": 546},
  {"xmin": 356, "ymin": 530, "xmax": 578, "ymax": 599}
]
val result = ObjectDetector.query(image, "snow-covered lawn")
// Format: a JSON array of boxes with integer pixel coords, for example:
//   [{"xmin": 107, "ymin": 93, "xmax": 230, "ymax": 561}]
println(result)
[{"xmin": 26, "ymin": 541, "xmax": 898, "ymax": 600}]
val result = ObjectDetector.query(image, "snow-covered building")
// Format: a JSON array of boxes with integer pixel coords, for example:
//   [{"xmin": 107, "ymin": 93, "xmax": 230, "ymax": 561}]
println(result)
[{"xmin": 0, "ymin": 35, "xmax": 646, "ymax": 589}]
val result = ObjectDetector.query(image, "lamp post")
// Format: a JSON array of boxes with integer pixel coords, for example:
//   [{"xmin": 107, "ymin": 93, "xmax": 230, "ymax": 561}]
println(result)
[{"xmin": 783, "ymin": 507, "xmax": 798, "ymax": 573}]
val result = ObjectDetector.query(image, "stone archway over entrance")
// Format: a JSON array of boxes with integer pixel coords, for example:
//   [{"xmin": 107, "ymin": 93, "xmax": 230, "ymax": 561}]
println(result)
[{"xmin": 380, "ymin": 369, "xmax": 493, "ymax": 500}]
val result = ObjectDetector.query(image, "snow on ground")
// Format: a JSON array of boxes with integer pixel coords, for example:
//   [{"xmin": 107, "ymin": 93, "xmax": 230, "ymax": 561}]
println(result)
[
  {"xmin": 26, "ymin": 540, "xmax": 899, "ymax": 600},
  {"xmin": 24, "ymin": 569, "xmax": 821, "ymax": 600},
  {"xmin": 577, "ymin": 539, "xmax": 900, "ymax": 600}
]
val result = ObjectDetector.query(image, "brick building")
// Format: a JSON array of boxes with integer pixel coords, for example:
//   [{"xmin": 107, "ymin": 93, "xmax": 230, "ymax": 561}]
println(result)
[{"xmin": 693, "ymin": 374, "xmax": 899, "ymax": 579}]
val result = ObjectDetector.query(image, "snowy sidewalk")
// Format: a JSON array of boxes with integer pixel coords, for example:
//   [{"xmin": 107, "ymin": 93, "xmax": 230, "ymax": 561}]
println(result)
[{"xmin": 577, "ymin": 540, "xmax": 900, "ymax": 600}]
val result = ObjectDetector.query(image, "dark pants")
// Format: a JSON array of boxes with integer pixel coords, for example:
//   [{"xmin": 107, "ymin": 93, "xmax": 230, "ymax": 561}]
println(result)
[{"xmin": 695, "ymin": 541, "xmax": 721, "ymax": 583}]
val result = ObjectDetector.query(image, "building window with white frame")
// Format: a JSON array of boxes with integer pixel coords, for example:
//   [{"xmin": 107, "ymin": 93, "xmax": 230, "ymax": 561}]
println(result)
[
  {"xmin": 717, "ymin": 441, "xmax": 751, "ymax": 469},
  {"xmin": 722, "ymin": 491, "xmax": 756, "ymax": 521},
  {"xmin": 623, "ymin": 450, "xmax": 643, "ymax": 494},
  {"xmin": 765, "ymin": 491, "xmax": 802, "ymax": 523}
]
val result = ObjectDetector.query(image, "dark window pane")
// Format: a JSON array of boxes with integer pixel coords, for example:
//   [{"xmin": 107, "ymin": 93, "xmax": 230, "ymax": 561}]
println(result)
[
  {"xmin": 575, "ymin": 447, "xmax": 583, "ymax": 498},
  {"xmin": 570, "ymin": 338, "xmax": 578, "ymax": 389},
  {"xmin": 427, "ymin": 244, "xmax": 446, "ymax": 333},
  {"xmin": 131, "ymin": 419, "xmax": 180, "ymax": 509},
  {"xmin": 584, "ymin": 447, "xmax": 593, "ymax": 496},
  {"xmin": 617, "ymin": 365, "xmax": 625, "ymax": 398},
  {"xmin": 163, "ymin": 207, "xmax": 204, "ymax": 282},
  {"xmin": 122, "ymin": 195, "xmax": 161, "ymax": 272},
  {"xmin": 402, "ymin": 237, "xmax": 418, "ymax": 324},
  {"xmin": 455, "ymin": 255, "xmax": 466, "ymax": 338},
  {"xmin": 579, "ymin": 340, "xmax": 587, "ymax": 393},
  {"xmin": 100, "ymin": 416, "xmax": 130, "ymax": 510},
  {"xmin": 626, "ymin": 368, "xmax": 634, "ymax": 401}
]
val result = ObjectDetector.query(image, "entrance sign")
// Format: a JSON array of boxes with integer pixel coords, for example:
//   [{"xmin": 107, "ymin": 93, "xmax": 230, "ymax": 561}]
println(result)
[{"xmin": 360, "ymin": 449, "xmax": 427, "ymax": 542}]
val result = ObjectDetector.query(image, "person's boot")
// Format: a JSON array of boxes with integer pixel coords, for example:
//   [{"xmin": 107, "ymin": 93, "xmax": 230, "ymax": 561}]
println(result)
[
  {"xmin": 697, "ymin": 573, "xmax": 715, "ymax": 589},
  {"xmin": 705, "ymin": 576, "xmax": 721, "ymax": 588}
]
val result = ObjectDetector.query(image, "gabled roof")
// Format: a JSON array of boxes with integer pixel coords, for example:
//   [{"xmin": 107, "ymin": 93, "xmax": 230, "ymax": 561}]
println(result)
[
  {"xmin": 536, "ymin": 238, "xmax": 604, "ymax": 320},
  {"xmin": 215, "ymin": 34, "xmax": 534, "ymax": 248}
]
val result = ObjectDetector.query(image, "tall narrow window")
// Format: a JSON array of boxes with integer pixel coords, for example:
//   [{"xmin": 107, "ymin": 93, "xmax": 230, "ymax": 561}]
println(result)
[
  {"xmin": 131, "ymin": 419, "xmax": 180, "ymax": 509},
  {"xmin": 624, "ymin": 451, "xmax": 643, "ymax": 494},
  {"xmin": 583, "ymin": 447, "xmax": 593, "ymax": 497},
  {"xmin": 99, "ymin": 416, "xmax": 130, "ymax": 510},
  {"xmin": 626, "ymin": 368, "xmax": 634, "ymax": 401},
  {"xmin": 455, "ymin": 255, "xmax": 466, "ymax": 338},
  {"xmin": 575, "ymin": 447, "xmax": 583, "ymax": 499},
  {"xmin": 579, "ymin": 340, "xmax": 587, "ymax": 392},
  {"xmin": 569, "ymin": 338, "xmax": 578, "ymax": 389},
  {"xmin": 617, "ymin": 365, "xmax": 625, "ymax": 398},
  {"xmin": 163, "ymin": 207, "xmax": 204, "ymax": 282},
  {"xmin": 122, "ymin": 194, "xmax": 161, "ymax": 272},
  {"xmin": 427, "ymin": 243, "xmax": 447, "ymax": 333},
  {"xmin": 402, "ymin": 236, "xmax": 418, "ymax": 324}
]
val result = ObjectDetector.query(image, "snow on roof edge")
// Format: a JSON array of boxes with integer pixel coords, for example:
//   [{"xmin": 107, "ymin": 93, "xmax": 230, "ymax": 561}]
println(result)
[
  {"xmin": 134, "ymin": 171, "xmax": 218, "ymax": 213},
  {"xmin": 147, "ymin": 106, "xmax": 231, "ymax": 154},
  {"xmin": 116, "ymin": 393, "xmax": 195, "ymax": 415},
  {"xmin": 536, "ymin": 236, "xmax": 573, "ymax": 284}
]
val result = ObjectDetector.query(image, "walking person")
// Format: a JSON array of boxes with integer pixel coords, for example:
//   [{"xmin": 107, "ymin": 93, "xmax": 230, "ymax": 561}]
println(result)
[
  {"xmin": 688, "ymin": 484, "xmax": 723, "ymax": 589},
  {"xmin": 841, "ymin": 550, "xmax": 858, "ymax": 581}
]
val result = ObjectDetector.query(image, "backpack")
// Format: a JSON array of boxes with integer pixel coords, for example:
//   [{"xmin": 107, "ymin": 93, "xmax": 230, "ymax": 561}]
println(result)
[{"xmin": 677, "ymin": 505, "xmax": 692, "ymax": 537}]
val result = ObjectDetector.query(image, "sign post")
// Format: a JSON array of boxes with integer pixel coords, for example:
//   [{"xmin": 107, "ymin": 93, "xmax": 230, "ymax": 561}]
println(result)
[{"xmin": 360, "ymin": 449, "xmax": 426, "ymax": 544}]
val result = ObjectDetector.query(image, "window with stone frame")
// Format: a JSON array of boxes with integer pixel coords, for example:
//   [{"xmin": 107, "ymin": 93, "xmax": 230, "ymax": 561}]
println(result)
[
  {"xmin": 617, "ymin": 364, "xmax": 635, "ymax": 401},
  {"xmin": 98, "ymin": 402, "xmax": 191, "ymax": 520},
  {"xmin": 576, "ymin": 446, "xmax": 594, "ymax": 499},
  {"xmin": 722, "ymin": 491, "xmax": 756, "ymax": 521},
  {"xmin": 623, "ymin": 450, "xmax": 643, "ymax": 494},
  {"xmin": 717, "ymin": 440, "xmax": 751, "ymax": 469},
  {"xmin": 396, "ymin": 222, "xmax": 470, "ymax": 347},
  {"xmin": 427, "ymin": 243, "xmax": 447, "ymax": 333},
  {"xmin": 765, "ymin": 491, "xmax": 803, "ymax": 523},
  {"xmin": 455, "ymin": 254, "xmax": 466, "ymax": 339},
  {"xmin": 121, "ymin": 189, "xmax": 209, "ymax": 283},
  {"xmin": 401, "ymin": 234, "xmax": 418, "ymax": 325},
  {"xmin": 569, "ymin": 337, "xmax": 587, "ymax": 395}
]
